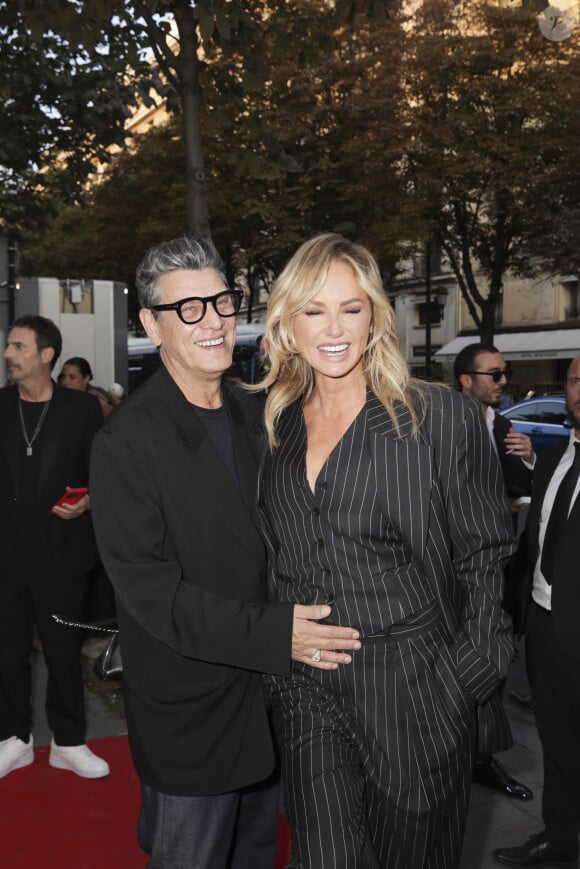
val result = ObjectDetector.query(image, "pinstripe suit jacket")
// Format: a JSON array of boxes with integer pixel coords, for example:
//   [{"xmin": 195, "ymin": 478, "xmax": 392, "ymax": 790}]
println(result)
[{"xmin": 260, "ymin": 385, "xmax": 515, "ymax": 706}]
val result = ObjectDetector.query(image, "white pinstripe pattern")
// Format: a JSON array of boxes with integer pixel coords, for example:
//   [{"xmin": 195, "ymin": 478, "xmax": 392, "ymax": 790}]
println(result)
[{"xmin": 259, "ymin": 387, "xmax": 514, "ymax": 868}]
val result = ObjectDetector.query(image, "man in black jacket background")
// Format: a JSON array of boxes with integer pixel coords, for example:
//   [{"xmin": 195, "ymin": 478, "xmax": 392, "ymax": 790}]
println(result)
[
  {"xmin": 455, "ymin": 342, "xmax": 534, "ymax": 801},
  {"xmin": 492, "ymin": 355, "xmax": 580, "ymax": 868},
  {"xmin": 0, "ymin": 315, "xmax": 109, "ymax": 780}
]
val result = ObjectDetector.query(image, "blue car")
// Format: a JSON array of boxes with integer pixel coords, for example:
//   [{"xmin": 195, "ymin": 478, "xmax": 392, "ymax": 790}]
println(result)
[{"xmin": 499, "ymin": 395, "xmax": 571, "ymax": 454}]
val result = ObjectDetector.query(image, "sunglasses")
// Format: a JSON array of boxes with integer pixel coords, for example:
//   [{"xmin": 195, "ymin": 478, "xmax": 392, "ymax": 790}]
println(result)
[{"xmin": 464, "ymin": 369, "xmax": 510, "ymax": 383}]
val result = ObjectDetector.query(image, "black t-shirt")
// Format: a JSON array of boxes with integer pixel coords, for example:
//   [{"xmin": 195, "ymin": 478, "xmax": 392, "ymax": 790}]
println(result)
[
  {"xmin": 191, "ymin": 400, "xmax": 240, "ymax": 491},
  {"xmin": 13, "ymin": 400, "xmax": 51, "ymax": 566}
]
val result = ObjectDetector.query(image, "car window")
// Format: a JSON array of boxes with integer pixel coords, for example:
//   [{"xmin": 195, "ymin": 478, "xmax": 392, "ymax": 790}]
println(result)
[
  {"xmin": 508, "ymin": 401, "xmax": 543, "ymax": 422},
  {"xmin": 534, "ymin": 402, "xmax": 568, "ymax": 425},
  {"xmin": 508, "ymin": 400, "xmax": 566, "ymax": 425}
]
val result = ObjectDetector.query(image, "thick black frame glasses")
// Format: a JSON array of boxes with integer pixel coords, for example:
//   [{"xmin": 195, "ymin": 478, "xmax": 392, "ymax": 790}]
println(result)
[
  {"xmin": 151, "ymin": 290, "xmax": 243, "ymax": 324},
  {"xmin": 464, "ymin": 369, "xmax": 510, "ymax": 383}
]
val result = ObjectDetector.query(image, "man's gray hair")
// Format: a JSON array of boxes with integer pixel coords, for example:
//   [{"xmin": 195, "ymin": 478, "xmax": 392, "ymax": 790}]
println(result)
[{"xmin": 135, "ymin": 236, "xmax": 226, "ymax": 311}]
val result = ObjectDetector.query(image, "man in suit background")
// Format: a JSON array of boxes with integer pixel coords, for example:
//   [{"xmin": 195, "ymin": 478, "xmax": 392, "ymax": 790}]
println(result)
[
  {"xmin": 455, "ymin": 344, "xmax": 535, "ymax": 518},
  {"xmin": 492, "ymin": 355, "xmax": 580, "ymax": 867},
  {"xmin": 89, "ymin": 236, "xmax": 361, "ymax": 868},
  {"xmin": 454, "ymin": 342, "xmax": 534, "ymax": 802},
  {"xmin": 0, "ymin": 315, "xmax": 109, "ymax": 779}
]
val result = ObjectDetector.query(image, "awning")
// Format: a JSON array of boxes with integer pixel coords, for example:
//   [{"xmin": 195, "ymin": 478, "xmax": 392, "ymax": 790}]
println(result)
[{"xmin": 434, "ymin": 330, "xmax": 580, "ymax": 362}]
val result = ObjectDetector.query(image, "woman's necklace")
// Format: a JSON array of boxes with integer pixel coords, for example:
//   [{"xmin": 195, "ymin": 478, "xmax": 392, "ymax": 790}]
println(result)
[{"xmin": 18, "ymin": 397, "xmax": 51, "ymax": 456}]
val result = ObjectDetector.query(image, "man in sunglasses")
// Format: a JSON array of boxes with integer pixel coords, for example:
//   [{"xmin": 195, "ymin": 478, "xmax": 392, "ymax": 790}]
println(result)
[
  {"xmin": 454, "ymin": 343, "xmax": 535, "ymax": 507},
  {"xmin": 89, "ymin": 235, "xmax": 360, "ymax": 868},
  {"xmin": 454, "ymin": 342, "xmax": 535, "ymax": 802}
]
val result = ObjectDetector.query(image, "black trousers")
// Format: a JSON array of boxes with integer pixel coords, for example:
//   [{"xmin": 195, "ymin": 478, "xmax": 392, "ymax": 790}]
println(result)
[
  {"xmin": 526, "ymin": 600, "xmax": 580, "ymax": 845},
  {"xmin": 0, "ymin": 571, "xmax": 88, "ymax": 745}
]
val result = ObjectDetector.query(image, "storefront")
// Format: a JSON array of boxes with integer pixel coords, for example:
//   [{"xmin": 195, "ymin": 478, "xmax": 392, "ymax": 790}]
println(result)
[{"xmin": 435, "ymin": 330, "xmax": 580, "ymax": 399}]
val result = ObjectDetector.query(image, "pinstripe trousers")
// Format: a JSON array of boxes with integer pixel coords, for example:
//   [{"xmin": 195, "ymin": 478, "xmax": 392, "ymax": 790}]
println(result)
[{"xmin": 265, "ymin": 617, "xmax": 475, "ymax": 869}]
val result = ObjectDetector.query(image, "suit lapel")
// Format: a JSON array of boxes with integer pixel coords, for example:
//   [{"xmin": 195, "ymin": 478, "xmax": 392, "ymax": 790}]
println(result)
[
  {"xmin": 559, "ymin": 442, "xmax": 580, "ymax": 525},
  {"xmin": 527, "ymin": 443, "xmax": 568, "ymax": 549},
  {"xmin": 37, "ymin": 382, "xmax": 62, "ymax": 494},
  {"xmin": 224, "ymin": 386, "xmax": 264, "ymax": 516},
  {"xmin": 366, "ymin": 393, "xmax": 433, "ymax": 566}
]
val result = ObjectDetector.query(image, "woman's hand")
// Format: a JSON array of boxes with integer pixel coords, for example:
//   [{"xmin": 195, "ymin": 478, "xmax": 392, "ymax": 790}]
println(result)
[{"xmin": 292, "ymin": 604, "xmax": 361, "ymax": 670}]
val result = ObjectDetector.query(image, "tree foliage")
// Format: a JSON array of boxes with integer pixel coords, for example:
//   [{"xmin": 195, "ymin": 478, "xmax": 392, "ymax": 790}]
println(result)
[
  {"xmin": 0, "ymin": 1, "xmax": 156, "ymax": 233},
  {"xmin": 395, "ymin": 0, "xmax": 580, "ymax": 341},
  {"xmin": 12, "ymin": 0, "xmax": 579, "ymax": 347},
  {"xmin": 4, "ymin": 0, "xmax": 402, "ymax": 244},
  {"xmin": 20, "ymin": 2, "xmax": 409, "ymax": 291}
]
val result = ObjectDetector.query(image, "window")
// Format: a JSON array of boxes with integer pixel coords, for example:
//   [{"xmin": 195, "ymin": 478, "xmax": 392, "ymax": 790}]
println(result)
[
  {"xmin": 417, "ymin": 301, "xmax": 443, "ymax": 325},
  {"xmin": 565, "ymin": 280, "xmax": 579, "ymax": 320}
]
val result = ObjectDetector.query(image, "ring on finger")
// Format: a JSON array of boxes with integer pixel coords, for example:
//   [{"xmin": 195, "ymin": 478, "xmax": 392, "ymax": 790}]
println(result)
[{"xmin": 312, "ymin": 649, "xmax": 321, "ymax": 663}]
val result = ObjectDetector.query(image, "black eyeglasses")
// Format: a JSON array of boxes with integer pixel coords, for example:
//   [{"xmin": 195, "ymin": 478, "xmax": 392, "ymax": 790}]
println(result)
[
  {"xmin": 151, "ymin": 290, "xmax": 243, "ymax": 324},
  {"xmin": 464, "ymin": 369, "xmax": 510, "ymax": 383}
]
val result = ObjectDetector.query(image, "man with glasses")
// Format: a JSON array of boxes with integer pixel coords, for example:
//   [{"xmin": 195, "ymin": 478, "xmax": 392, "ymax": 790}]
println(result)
[
  {"xmin": 492, "ymin": 356, "xmax": 580, "ymax": 867},
  {"xmin": 454, "ymin": 343, "xmax": 535, "ymax": 511},
  {"xmin": 454, "ymin": 343, "xmax": 534, "ymax": 802},
  {"xmin": 89, "ymin": 236, "xmax": 361, "ymax": 868}
]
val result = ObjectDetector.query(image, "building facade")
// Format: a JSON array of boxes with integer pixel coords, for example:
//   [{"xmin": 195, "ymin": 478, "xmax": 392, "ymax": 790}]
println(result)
[{"xmin": 393, "ymin": 250, "xmax": 580, "ymax": 398}]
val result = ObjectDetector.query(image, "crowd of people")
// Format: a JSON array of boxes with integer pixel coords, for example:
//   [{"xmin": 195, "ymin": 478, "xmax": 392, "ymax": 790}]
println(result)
[{"xmin": 0, "ymin": 232, "xmax": 578, "ymax": 869}]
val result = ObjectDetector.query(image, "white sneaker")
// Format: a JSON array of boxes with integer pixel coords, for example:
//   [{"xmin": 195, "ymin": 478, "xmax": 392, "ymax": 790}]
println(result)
[
  {"xmin": 49, "ymin": 740, "xmax": 110, "ymax": 779},
  {"xmin": 0, "ymin": 735, "xmax": 34, "ymax": 778}
]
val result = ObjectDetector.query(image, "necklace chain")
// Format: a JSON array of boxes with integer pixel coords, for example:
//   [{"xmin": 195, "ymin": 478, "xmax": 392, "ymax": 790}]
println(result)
[{"xmin": 18, "ymin": 397, "xmax": 51, "ymax": 456}]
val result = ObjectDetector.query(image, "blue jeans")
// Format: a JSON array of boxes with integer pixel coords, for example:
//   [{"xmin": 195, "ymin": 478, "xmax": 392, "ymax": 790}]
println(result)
[{"xmin": 138, "ymin": 774, "xmax": 280, "ymax": 868}]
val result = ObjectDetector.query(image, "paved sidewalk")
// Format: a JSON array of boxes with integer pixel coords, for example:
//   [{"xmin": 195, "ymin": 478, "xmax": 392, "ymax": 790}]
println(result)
[{"xmin": 460, "ymin": 646, "xmax": 544, "ymax": 869}]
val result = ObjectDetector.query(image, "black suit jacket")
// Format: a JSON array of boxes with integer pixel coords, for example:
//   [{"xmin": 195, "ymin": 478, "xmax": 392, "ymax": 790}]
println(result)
[
  {"xmin": 493, "ymin": 412, "xmax": 534, "ymax": 499},
  {"xmin": 89, "ymin": 364, "xmax": 294, "ymax": 796},
  {"xmin": 0, "ymin": 383, "xmax": 102, "ymax": 581},
  {"xmin": 506, "ymin": 439, "xmax": 580, "ymax": 661}
]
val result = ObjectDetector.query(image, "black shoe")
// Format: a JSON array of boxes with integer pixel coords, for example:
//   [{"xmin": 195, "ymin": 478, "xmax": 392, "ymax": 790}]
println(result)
[
  {"xmin": 492, "ymin": 831, "xmax": 579, "ymax": 866},
  {"xmin": 473, "ymin": 756, "xmax": 533, "ymax": 800}
]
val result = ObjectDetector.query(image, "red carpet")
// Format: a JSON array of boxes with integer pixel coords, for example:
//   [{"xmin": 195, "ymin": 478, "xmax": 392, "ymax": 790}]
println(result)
[{"xmin": 1, "ymin": 735, "xmax": 292, "ymax": 867}]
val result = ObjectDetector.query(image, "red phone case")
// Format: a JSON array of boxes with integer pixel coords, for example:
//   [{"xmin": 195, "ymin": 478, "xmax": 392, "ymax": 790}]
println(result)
[{"xmin": 51, "ymin": 487, "xmax": 88, "ymax": 512}]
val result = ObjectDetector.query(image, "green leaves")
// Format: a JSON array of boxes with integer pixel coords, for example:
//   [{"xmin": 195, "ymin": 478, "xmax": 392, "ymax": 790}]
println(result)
[
  {"xmin": 10, "ymin": 0, "xmax": 578, "ymax": 326},
  {"xmin": 0, "ymin": 0, "xmax": 157, "ymax": 231}
]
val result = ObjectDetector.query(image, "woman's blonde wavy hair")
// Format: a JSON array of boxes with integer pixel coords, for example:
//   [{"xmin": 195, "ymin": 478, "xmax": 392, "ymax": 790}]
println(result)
[{"xmin": 253, "ymin": 232, "xmax": 427, "ymax": 448}]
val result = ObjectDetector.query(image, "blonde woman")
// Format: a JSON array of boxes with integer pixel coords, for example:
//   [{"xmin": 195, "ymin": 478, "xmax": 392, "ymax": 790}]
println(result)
[{"xmin": 255, "ymin": 233, "xmax": 515, "ymax": 868}]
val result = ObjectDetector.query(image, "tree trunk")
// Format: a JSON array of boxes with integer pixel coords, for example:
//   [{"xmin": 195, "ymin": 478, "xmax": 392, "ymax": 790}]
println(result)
[
  {"xmin": 174, "ymin": 2, "xmax": 210, "ymax": 238},
  {"xmin": 479, "ymin": 302, "xmax": 496, "ymax": 345}
]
